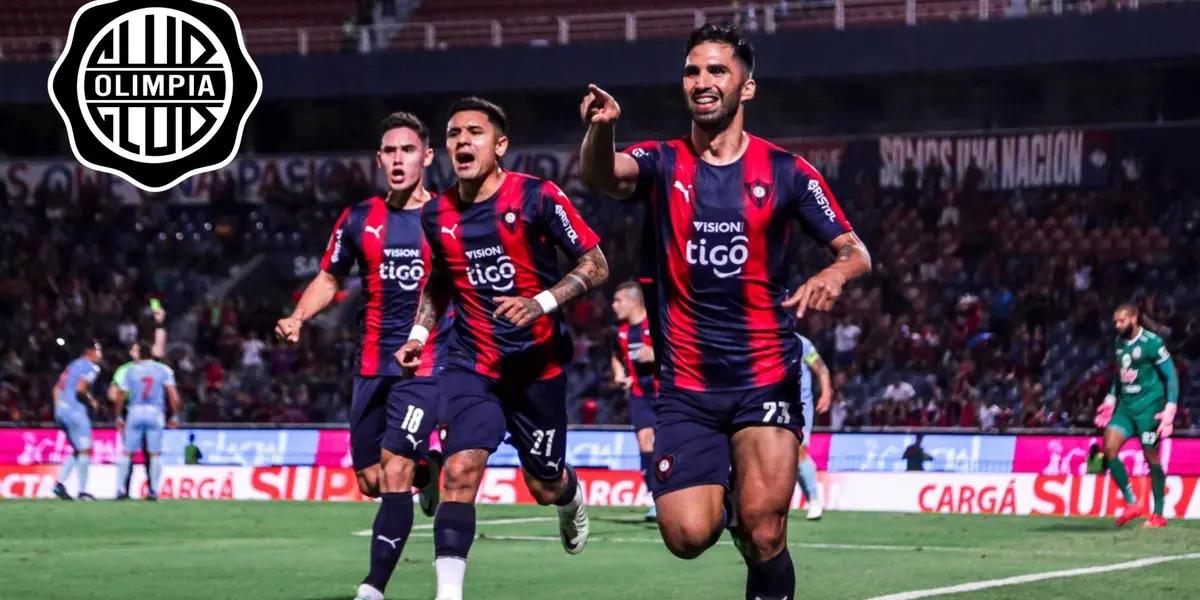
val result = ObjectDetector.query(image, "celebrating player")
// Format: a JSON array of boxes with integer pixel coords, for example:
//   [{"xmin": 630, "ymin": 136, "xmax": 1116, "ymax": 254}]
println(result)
[
  {"xmin": 51, "ymin": 341, "xmax": 103, "ymax": 501},
  {"xmin": 275, "ymin": 112, "xmax": 449, "ymax": 600},
  {"xmin": 579, "ymin": 24, "xmax": 871, "ymax": 599},
  {"xmin": 1093, "ymin": 303, "xmax": 1179, "ymax": 528},
  {"xmin": 397, "ymin": 96, "xmax": 608, "ymax": 600},
  {"xmin": 795, "ymin": 334, "xmax": 831, "ymax": 521},
  {"xmin": 610, "ymin": 280, "xmax": 659, "ymax": 521},
  {"xmin": 113, "ymin": 341, "xmax": 181, "ymax": 501},
  {"xmin": 109, "ymin": 304, "xmax": 168, "ymax": 499}
]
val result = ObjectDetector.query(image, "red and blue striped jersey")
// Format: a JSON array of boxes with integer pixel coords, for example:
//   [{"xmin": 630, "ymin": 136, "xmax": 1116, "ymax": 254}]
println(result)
[
  {"xmin": 422, "ymin": 172, "xmax": 600, "ymax": 381},
  {"xmin": 623, "ymin": 135, "xmax": 854, "ymax": 392},
  {"xmin": 321, "ymin": 196, "xmax": 450, "ymax": 378},
  {"xmin": 614, "ymin": 318, "xmax": 657, "ymax": 398}
]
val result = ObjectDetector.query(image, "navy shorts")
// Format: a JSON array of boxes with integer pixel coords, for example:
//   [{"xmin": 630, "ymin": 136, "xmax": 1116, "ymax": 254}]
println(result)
[
  {"xmin": 349, "ymin": 376, "xmax": 440, "ymax": 470},
  {"xmin": 439, "ymin": 367, "xmax": 567, "ymax": 482},
  {"xmin": 628, "ymin": 394, "xmax": 656, "ymax": 432},
  {"xmin": 652, "ymin": 377, "xmax": 803, "ymax": 498}
]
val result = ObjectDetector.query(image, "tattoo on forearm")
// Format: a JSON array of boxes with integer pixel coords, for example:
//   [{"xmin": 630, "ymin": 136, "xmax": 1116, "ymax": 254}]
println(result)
[
  {"xmin": 551, "ymin": 247, "xmax": 609, "ymax": 305},
  {"xmin": 414, "ymin": 270, "xmax": 450, "ymax": 331}
]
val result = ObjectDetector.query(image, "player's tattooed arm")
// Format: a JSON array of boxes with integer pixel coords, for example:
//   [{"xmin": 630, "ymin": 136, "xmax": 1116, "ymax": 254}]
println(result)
[
  {"xmin": 783, "ymin": 231, "xmax": 871, "ymax": 318},
  {"xmin": 494, "ymin": 246, "xmax": 610, "ymax": 328},
  {"xmin": 397, "ymin": 268, "xmax": 452, "ymax": 369}
]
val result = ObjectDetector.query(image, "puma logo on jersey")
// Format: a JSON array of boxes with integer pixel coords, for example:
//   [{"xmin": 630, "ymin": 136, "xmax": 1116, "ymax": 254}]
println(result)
[
  {"xmin": 673, "ymin": 180, "xmax": 691, "ymax": 204},
  {"xmin": 364, "ymin": 225, "xmax": 383, "ymax": 240},
  {"xmin": 441, "ymin": 224, "xmax": 459, "ymax": 239}
]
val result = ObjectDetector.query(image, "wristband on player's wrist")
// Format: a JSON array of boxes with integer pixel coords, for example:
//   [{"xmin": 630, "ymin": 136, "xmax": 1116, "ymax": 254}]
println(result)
[
  {"xmin": 534, "ymin": 290, "xmax": 558, "ymax": 314},
  {"xmin": 408, "ymin": 324, "xmax": 430, "ymax": 346}
]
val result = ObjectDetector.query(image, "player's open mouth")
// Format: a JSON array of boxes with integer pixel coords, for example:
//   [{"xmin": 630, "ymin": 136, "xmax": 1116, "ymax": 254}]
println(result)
[
  {"xmin": 692, "ymin": 94, "xmax": 719, "ymax": 111},
  {"xmin": 454, "ymin": 151, "xmax": 476, "ymax": 168}
]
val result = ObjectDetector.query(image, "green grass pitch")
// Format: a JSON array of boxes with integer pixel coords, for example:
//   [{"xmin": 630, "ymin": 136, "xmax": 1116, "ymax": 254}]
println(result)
[{"xmin": 2, "ymin": 501, "xmax": 1198, "ymax": 599}]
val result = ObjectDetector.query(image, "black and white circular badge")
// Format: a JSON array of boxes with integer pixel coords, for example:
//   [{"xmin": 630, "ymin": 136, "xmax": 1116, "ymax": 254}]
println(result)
[{"xmin": 49, "ymin": 0, "xmax": 261, "ymax": 192}]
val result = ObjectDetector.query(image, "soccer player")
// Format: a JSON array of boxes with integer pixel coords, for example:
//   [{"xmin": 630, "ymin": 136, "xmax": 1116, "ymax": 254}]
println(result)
[
  {"xmin": 396, "ymin": 97, "xmax": 608, "ymax": 600},
  {"xmin": 1093, "ymin": 303, "xmax": 1179, "ymax": 528},
  {"xmin": 579, "ymin": 25, "xmax": 871, "ymax": 599},
  {"xmin": 795, "ymin": 334, "xmax": 831, "ymax": 521},
  {"xmin": 610, "ymin": 280, "xmax": 659, "ymax": 521},
  {"xmin": 51, "ymin": 341, "xmax": 103, "ymax": 501},
  {"xmin": 109, "ymin": 305, "xmax": 168, "ymax": 498},
  {"xmin": 113, "ymin": 341, "xmax": 181, "ymax": 501},
  {"xmin": 275, "ymin": 112, "xmax": 449, "ymax": 600}
]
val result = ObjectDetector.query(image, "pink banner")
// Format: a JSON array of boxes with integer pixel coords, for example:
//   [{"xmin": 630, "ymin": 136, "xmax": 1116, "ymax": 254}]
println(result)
[
  {"xmin": 807, "ymin": 433, "xmax": 832, "ymax": 470},
  {"xmin": 315, "ymin": 430, "xmax": 352, "ymax": 468},
  {"xmin": 0, "ymin": 428, "xmax": 123, "ymax": 465},
  {"xmin": 1013, "ymin": 436, "xmax": 1200, "ymax": 476}
]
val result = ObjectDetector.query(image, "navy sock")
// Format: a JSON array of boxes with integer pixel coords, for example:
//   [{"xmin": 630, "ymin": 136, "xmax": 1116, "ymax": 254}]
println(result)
[
  {"xmin": 745, "ymin": 549, "xmax": 795, "ymax": 600},
  {"xmin": 640, "ymin": 452, "xmax": 654, "ymax": 493},
  {"xmin": 364, "ymin": 492, "xmax": 414, "ymax": 592},
  {"xmin": 554, "ymin": 465, "xmax": 579, "ymax": 507},
  {"xmin": 433, "ymin": 501, "xmax": 476, "ymax": 560}
]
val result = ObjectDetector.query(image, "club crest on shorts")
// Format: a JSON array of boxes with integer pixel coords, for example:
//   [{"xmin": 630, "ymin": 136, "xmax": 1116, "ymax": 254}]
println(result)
[
  {"xmin": 49, "ymin": 0, "xmax": 262, "ymax": 192},
  {"xmin": 655, "ymin": 454, "xmax": 674, "ymax": 483}
]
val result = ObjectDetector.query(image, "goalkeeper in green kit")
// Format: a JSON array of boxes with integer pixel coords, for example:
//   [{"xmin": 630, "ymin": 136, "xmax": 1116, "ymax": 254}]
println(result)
[{"xmin": 1093, "ymin": 303, "xmax": 1179, "ymax": 528}]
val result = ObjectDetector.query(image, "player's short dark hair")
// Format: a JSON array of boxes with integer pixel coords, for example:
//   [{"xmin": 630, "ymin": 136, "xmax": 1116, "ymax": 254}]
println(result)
[
  {"xmin": 447, "ymin": 96, "xmax": 508, "ymax": 136},
  {"xmin": 379, "ymin": 111, "xmax": 430, "ymax": 147},
  {"xmin": 616, "ymin": 280, "xmax": 644, "ymax": 302},
  {"xmin": 686, "ymin": 23, "xmax": 755, "ymax": 75},
  {"xmin": 135, "ymin": 340, "xmax": 153, "ymax": 360},
  {"xmin": 1114, "ymin": 302, "xmax": 1139, "ymax": 316}
]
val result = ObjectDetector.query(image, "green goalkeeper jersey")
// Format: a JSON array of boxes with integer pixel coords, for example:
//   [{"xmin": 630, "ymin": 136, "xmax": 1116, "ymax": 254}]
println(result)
[{"xmin": 1113, "ymin": 328, "xmax": 1175, "ymax": 415}]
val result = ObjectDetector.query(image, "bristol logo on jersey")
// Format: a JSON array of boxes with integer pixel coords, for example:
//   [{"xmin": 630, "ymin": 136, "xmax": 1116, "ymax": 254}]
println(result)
[{"xmin": 49, "ymin": 0, "xmax": 261, "ymax": 192}]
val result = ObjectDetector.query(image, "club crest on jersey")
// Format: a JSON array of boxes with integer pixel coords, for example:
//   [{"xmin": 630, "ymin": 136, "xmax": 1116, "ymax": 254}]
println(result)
[
  {"xmin": 501, "ymin": 209, "xmax": 519, "ymax": 232},
  {"xmin": 1132, "ymin": 347, "xmax": 1142, "ymax": 360},
  {"xmin": 745, "ymin": 180, "xmax": 773, "ymax": 209},
  {"xmin": 655, "ymin": 454, "xmax": 674, "ymax": 482},
  {"xmin": 49, "ymin": 0, "xmax": 261, "ymax": 192}
]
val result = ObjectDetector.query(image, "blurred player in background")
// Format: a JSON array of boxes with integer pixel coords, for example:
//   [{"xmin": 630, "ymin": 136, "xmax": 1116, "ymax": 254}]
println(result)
[
  {"xmin": 1093, "ymin": 303, "xmax": 1179, "ymax": 528},
  {"xmin": 610, "ymin": 281, "xmax": 658, "ymax": 521},
  {"xmin": 580, "ymin": 24, "xmax": 871, "ymax": 600},
  {"xmin": 276, "ymin": 112, "xmax": 449, "ymax": 600},
  {"xmin": 51, "ymin": 341, "xmax": 103, "ymax": 501},
  {"xmin": 795, "ymin": 334, "xmax": 831, "ymax": 521},
  {"xmin": 113, "ymin": 341, "xmax": 181, "ymax": 501},
  {"xmin": 109, "ymin": 303, "xmax": 168, "ymax": 497},
  {"xmin": 397, "ymin": 96, "xmax": 608, "ymax": 600}
]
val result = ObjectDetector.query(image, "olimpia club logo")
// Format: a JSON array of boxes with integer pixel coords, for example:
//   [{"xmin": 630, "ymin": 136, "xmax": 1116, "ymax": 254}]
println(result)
[{"xmin": 49, "ymin": 0, "xmax": 261, "ymax": 192}]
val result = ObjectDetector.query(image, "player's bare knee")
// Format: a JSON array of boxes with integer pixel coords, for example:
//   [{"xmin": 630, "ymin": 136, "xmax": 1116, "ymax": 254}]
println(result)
[
  {"xmin": 522, "ymin": 470, "xmax": 564, "ymax": 505},
  {"xmin": 442, "ymin": 454, "xmax": 485, "ymax": 495},
  {"xmin": 380, "ymin": 455, "xmax": 415, "ymax": 493},
  {"xmin": 743, "ymin": 520, "xmax": 787, "ymax": 560},
  {"xmin": 659, "ymin": 524, "xmax": 716, "ymax": 559}
]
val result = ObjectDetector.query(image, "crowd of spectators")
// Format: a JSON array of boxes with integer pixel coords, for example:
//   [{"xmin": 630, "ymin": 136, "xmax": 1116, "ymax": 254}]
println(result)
[{"xmin": 2, "ymin": 148, "xmax": 1198, "ymax": 431}]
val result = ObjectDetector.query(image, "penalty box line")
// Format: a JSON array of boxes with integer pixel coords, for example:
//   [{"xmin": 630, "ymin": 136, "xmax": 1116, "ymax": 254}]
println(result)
[{"xmin": 866, "ymin": 552, "xmax": 1200, "ymax": 600}]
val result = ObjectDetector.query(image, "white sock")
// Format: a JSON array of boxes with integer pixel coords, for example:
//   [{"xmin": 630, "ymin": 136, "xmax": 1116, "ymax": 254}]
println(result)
[{"xmin": 434, "ymin": 556, "xmax": 467, "ymax": 600}]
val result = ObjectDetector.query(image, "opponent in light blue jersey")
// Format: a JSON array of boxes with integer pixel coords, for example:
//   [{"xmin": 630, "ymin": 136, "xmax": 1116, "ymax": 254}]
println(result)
[
  {"xmin": 52, "ymin": 342, "xmax": 103, "ymax": 501},
  {"xmin": 114, "ymin": 342, "xmax": 182, "ymax": 500},
  {"xmin": 796, "ymin": 334, "xmax": 832, "ymax": 520}
]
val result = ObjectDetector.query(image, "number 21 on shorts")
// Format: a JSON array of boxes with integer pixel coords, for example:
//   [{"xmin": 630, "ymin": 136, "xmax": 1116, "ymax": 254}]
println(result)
[{"xmin": 763, "ymin": 401, "xmax": 791, "ymax": 425}]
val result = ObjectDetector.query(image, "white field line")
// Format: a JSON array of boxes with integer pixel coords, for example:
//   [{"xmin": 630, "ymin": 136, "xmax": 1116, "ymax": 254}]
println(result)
[
  {"xmin": 865, "ymin": 552, "xmax": 1200, "ymax": 600},
  {"xmin": 351, "ymin": 516, "xmax": 553, "ymax": 536}
]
